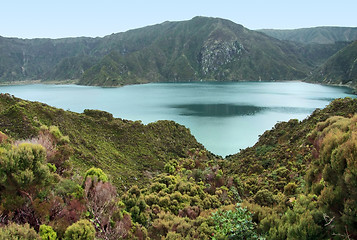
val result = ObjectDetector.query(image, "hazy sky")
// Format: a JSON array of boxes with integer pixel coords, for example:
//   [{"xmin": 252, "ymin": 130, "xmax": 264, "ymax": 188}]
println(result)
[{"xmin": 2, "ymin": 0, "xmax": 356, "ymax": 39}]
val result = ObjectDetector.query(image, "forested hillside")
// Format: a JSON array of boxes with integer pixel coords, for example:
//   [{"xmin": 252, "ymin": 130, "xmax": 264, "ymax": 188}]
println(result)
[
  {"xmin": 1, "ymin": 95, "xmax": 356, "ymax": 239},
  {"xmin": 79, "ymin": 17, "xmax": 311, "ymax": 85},
  {"xmin": 0, "ymin": 93, "xmax": 207, "ymax": 187},
  {"xmin": 259, "ymin": 26, "xmax": 357, "ymax": 44},
  {"xmin": 0, "ymin": 36, "xmax": 101, "ymax": 82},
  {"xmin": 307, "ymin": 41, "xmax": 357, "ymax": 89},
  {"xmin": 0, "ymin": 17, "xmax": 351, "ymax": 87}
]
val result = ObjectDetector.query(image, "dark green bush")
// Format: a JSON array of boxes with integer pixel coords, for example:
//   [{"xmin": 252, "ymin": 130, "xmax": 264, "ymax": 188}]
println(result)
[
  {"xmin": 254, "ymin": 189, "xmax": 275, "ymax": 206},
  {"xmin": 211, "ymin": 204, "xmax": 260, "ymax": 240},
  {"xmin": 284, "ymin": 182, "xmax": 297, "ymax": 196}
]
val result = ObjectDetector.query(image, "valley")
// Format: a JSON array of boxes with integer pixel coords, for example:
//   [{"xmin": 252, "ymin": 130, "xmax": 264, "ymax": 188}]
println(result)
[
  {"xmin": 1, "ymin": 15, "xmax": 357, "ymax": 240},
  {"xmin": 0, "ymin": 94, "xmax": 357, "ymax": 239}
]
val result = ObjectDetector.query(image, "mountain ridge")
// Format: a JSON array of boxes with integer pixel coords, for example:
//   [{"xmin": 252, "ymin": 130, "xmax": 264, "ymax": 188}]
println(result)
[
  {"xmin": 258, "ymin": 26, "xmax": 357, "ymax": 44},
  {"xmin": 0, "ymin": 16, "xmax": 353, "ymax": 87},
  {"xmin": 306, "ymin": 40, "xmax": 357, "ymax": 89},
  {"xmin": 79, "ymin": 16, "xmax": 311, "ymax": 86}
]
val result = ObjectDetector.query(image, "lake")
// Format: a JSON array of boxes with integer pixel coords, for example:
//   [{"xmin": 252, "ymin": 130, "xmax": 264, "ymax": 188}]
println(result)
[{"xmin": 0, "ymin": 82, "xmax": 355, "ymax": 157}]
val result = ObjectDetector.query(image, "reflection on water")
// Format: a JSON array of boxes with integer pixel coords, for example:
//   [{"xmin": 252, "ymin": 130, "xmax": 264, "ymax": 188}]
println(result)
[
  {"xmin": 172, "ymin": 104, "xmax": 316, "ymax": 117},
  {"xmin": 172, "ymin": 104, "xmax": 265, "ymax": 117},
  {"xmin": 309, "ymin": 97, "xmax": 336, "ymax": 102}
]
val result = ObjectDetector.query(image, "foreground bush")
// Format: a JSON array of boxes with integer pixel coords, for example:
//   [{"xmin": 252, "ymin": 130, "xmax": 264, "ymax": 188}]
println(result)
[
  {"xmin": 39, "ymin": 224, "xmax": 57, "ymax": 240},
  {"xmin": 63, "ymin": 219, "xmax": 95, "ymax": 240},
  {"xmin": 212, "ymin": 204, "xmax": 260, "ymax": 240},
  {"xmin": 0, "ymin": 223, "xmax": 40, "ymax": 240}
]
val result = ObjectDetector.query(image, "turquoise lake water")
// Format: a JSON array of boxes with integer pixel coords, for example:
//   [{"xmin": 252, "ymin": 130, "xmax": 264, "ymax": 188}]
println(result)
[{"xmin": 1, "ymin": 82, "xmax": 355, "ymax": 156}]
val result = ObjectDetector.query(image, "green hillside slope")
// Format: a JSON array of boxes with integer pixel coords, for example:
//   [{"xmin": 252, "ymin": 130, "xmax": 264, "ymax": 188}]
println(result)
[
  {"xmin": 0, "ymin": 95, "xmax": 356, "ymax": 239},
  {"xmin": 0, "ymin": 93, "xmax": 208, "ymax": 188},
  {"xmin": 225, "ymin": 97, "xmax": 357, "ymax": 239},
  {"xmin": 80, "ymin": 17, "xmax": 310, "ymax": 86},
  {"xmin": 0, "ymin": 36, "xmax": 102, "ymax": 82},
  {"xmin": 1, "ymin": 17, "xmax": 349, "ymax": 86},
  {"xmin": 307, "ymin": 41, "xmax": 357, "ymax": 89},
  {"xmin": 259, "ymin": 26, "xmax": 357, "ymax": 44}
]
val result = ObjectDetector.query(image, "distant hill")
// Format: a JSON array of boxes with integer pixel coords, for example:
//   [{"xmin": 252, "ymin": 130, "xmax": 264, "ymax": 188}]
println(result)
[
  {"xmin": 80, "ymin": 17, "xmax": 313, "ymax": 86},
  {"xmin": 0, "ymin": 17, "xmax": 353, "ymax": 86},
  {"xmin": 306, "ymin": 40, "xmax": 357, "ymax": 89},
  {"xmin": 258, "ymin": 26, "xmax": 357, "ymax": 44},
  {"xmin": 0, "ymin": 36, "xmax": 102, "ymax": 82}
]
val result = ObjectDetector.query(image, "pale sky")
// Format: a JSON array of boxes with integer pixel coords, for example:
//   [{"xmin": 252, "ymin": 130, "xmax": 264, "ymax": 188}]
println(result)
[{"xmin": 1, "ymin": 0, "xmax": 356, "ymax": 39}]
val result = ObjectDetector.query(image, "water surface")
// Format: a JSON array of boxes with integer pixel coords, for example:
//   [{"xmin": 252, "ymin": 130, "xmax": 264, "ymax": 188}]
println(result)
[{"xmin": 1, "ymin": 82, "xmax": 354, "ymax": 156}]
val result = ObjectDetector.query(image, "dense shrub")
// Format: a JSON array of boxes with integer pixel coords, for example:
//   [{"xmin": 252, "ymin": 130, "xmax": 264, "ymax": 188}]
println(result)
[
  {"xmin": 0, "ymin": 131, "xmax": 8, "ymax": 143},
  {"xmin": 0, "ymin": 143, "xmax": 50, "ymax": 190},
  {"xmin": 63, "ymin": 219, "xmax": 95, "ymax": 240},
  {"xmin": 83, "ymin": 167, "xmax": 108, "ymax": 183},
  {"xmin": 211, "ymin": 204, "xmax": 260, "ymax": 240},
  {"xmin": 308, "ymin": 115, "xmax": 357, "ymax": 237},
  {"xmin": 0, "ymin": 143, "xmax": 52, "ymax": 213},
  {"xmin": 258, "ymin": 194, "xmax": 327, "ymax": 240},
  {"xmin": 254, "ymin": 189, "xmax": 275, "ymax": 206},
  {"xmin": 39, "ymin": 224, "xmax": 57, "ymax": 240},
  {"xmin": 0, "ymin": 223, "xmax": 40, "ymax": 240},
  {"xmin": 1, "ymin": 96, "xmax": 357, "ymax": 239},
  {"xmin": 283, "ymin": 182, "xmax": 297, "ymax": 196},
  {"xmin": 55, "ymin": 179, "xmax": 84, "ymax": 199}
]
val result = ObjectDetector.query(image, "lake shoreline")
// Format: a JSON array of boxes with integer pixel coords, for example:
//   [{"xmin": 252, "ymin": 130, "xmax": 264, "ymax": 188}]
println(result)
[
  {"xmin": 0, "ymin": 79, "xmax": 80, "ymax": 86},
  {"xmin": 1, "ymin": 82, "xmax": 354, "ymax": 157},
  {"xmin": 0, "ymin": 79, "xmax": 355, "ymax": 94},
  {"xmin": 1, "ymin": 78, "xmax": 356, "ymax": 98}
]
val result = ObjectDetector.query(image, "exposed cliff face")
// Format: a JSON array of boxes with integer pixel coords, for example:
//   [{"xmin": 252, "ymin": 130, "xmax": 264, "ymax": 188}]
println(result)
[{"xmin": 199, "ymin": 39, "xmax": 244, "ymax": 77}]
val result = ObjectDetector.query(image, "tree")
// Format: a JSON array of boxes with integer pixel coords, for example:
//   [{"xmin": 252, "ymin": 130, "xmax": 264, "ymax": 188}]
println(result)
[
  {"xmin": 84, "ymin": 177, "xmax": 119, "ymax": 240},
  {"xmin": 83, "ymin": 167, "xmax": 108, "ymax": 184},
  {"xmin": 63, "ymin": 219, "xmax": 95, "ymax": 240},
  {"xmin": 0, "ymin": 143, "xmax": 51, "ymax": 206}
]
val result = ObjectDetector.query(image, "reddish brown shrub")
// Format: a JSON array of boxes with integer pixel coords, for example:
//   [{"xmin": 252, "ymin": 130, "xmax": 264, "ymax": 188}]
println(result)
[{"xmin": 178, "ymin": 206, "xmax": 200, "ymax": 219}]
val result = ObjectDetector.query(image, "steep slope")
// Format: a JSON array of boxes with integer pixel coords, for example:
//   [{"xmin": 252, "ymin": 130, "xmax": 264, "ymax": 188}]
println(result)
[
  {"xmin": 0, "ymin": 36, "xmax": 102, "ymax": 82},
  {"xmin": 1, "ymin": 17, "xmax": 353, "ymax": 86},
  {"xmin": 80, "ymin": 17, "xmax": 310, "ymax": 86},
  {"xmin": 306, "ymin": 40, "xmax": 357, "ymax": 89},
  {"xmin": 0, "ymin": 93, "xmax": 208, "ymax": 188},
  {"xmin": 226, "ymin": 98, "xmax": 357, "ymax": 195},
  {"xmin": 225, "ymin": 97, "xmax": 357, "ymax": 239},
  {"xmin": 289, "ymin": 41, "xmax": 350, "ymax": 66},
  {"xmin": 259, "ymin": 26, "xmax": 357, "ymax": 44}
]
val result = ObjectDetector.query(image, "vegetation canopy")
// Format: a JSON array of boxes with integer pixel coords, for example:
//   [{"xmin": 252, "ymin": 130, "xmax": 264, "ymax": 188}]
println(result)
[{"xmin": 0, "ymin": 94, "xmax": 356, "ymax": 239}]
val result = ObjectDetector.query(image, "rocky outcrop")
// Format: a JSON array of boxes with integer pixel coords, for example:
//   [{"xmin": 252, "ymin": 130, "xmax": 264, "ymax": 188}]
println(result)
[{"xmin": 199, "ymin": 40, "xmax": 244, "ymax": 76}]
